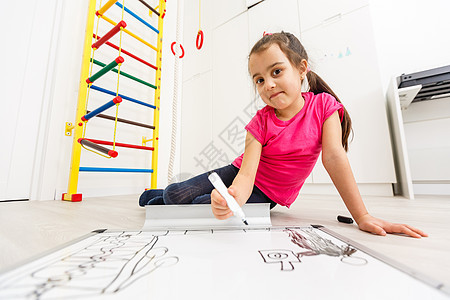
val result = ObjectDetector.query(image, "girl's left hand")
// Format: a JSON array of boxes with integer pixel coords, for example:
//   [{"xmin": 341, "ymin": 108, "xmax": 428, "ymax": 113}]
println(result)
[{"xmin": 356, "ymin": 214, "xmax": 428, "ymax": 238}]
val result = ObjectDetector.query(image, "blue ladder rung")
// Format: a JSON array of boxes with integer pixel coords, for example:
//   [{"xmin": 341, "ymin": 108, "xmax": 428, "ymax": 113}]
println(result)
[{"xmin": 80, "ymin": 167, "xmax": 153, "ymax": 173}]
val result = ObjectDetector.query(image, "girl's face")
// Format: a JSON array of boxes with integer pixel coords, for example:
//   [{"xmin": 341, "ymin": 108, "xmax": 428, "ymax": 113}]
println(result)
[{"xmin": 249, "ymin": 44, "xmax": 307, "ymax": 119}]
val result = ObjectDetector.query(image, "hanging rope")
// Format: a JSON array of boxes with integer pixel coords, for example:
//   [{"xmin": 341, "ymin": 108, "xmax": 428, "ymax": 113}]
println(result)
[{"xmin": 168, "ymin": 0, "xmax": 183, "ymax": 183}]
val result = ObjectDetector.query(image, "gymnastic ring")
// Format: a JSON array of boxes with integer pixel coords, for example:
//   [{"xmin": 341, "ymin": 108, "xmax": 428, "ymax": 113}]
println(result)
[
  {"xmin": 171, "ymin": 41, "xmax": 185, "ymax": 58},
  {"xmin": 196, "ymin": 30, "xmax": 204, "ymax": 50}
]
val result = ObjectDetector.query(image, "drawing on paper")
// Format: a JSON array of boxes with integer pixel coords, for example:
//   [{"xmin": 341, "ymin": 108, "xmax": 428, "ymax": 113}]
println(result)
[
  {"xmin": 259, "ymin": 228, "xmax": 367, "ymax": 271},
  {"xmin": 0, "ymin": 231, "xmax": 179, "ymax": 299},
  {"xmin": 0, "ymin": 226, "xmax": 445, "ymax": 300},
  {"xmin": 258, "ymin": 250, "xmax": 301, "ymax": 271}
]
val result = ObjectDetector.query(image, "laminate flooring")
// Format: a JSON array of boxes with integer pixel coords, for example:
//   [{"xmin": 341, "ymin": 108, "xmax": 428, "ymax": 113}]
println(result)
[{"xmin": 0, "ymin": 194, "xmax": 449, "ymax": 290}]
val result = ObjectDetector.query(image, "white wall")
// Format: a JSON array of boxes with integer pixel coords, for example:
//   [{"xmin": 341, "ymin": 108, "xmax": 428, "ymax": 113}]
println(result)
[
  {"xmin": 1, "ymin": 0, "xmax": 181, "ymax": 201},
  {"xmin": 370, "ymin": 0, "xmax": 450, "ymax": 195},
  {"xmin": 370, "ymin": 0, "xmax": 450, "ymax": 92}
]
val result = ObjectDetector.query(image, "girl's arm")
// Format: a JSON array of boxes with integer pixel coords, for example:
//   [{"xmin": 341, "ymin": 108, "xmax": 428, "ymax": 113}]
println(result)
[
  {"xmin": 211, "ymin": 131, "xmax": 262, "ymax": 220},
  {"xmin": 322, "ymin": 111, "xmax": 427, "ymax": 238}
]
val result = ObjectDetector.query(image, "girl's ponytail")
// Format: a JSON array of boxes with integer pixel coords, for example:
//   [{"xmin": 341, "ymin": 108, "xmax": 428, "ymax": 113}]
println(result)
[{"xmin": 307, "ymin": 71, "xmax": 353, "ymax": 151}]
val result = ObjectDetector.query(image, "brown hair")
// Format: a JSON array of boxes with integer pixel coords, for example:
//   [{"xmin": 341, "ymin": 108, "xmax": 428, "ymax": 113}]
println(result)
[{"xmin": 249, "ymin": 32, "xmax": 353, "ymax": 151}]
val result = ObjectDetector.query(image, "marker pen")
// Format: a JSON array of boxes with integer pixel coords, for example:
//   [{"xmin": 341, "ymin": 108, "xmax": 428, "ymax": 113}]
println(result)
[
  {"xmin": 208, "ymin": 171, "xmax": 248, "ymax": 225},
  {"xmin": 337, "ymin": 215, "xmax": 354, "ymax": 224}
]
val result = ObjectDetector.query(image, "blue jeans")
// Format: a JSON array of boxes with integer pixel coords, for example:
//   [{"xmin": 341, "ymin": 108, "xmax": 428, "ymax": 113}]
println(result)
[{"xmin": 139, "ymin": 165, "xmax": 277, "ymax": 208}]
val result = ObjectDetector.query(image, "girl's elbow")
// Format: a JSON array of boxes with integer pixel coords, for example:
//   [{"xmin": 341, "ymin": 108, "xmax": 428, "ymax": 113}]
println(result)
[
  {"xmin": 322, "ymin": 148, "xmax": 346, "ymax": 166},
  {"xmin": 322, "ymin": 154, "xmax": 334, "ymax": 168}
]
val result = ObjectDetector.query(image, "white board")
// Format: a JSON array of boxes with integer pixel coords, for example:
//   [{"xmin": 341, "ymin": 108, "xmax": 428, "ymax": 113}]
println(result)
[{"xmin": 0, "ymin": 226, "xmax": 448, "ymax": 299}]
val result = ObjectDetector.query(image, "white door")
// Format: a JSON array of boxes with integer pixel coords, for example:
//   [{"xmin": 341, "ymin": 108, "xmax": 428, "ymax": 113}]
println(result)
[{"xmin": 0, "ymin": 1, "xmax": 61, "ymax": 201}]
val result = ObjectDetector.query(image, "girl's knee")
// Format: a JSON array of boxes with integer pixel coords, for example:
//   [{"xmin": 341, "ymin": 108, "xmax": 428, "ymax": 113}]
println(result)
[{"xmin": 162, "ymin": 183, "xmax": 183, "ymax": 204}]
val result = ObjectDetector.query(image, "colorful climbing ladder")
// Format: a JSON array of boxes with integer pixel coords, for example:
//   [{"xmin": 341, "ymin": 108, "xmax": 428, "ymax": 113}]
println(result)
[{"xmin": 63, "ymin": 0, "xmax": 166, "ymax": 202}]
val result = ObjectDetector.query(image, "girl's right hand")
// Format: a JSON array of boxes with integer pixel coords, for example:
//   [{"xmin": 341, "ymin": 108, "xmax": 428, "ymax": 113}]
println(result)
[
  {"xmin": 211, "ymin": 131, "xmax": 261, "ymax": 220},
  {"xmin": 211, "ymin": 188, "xmax": 233, "ymax": 220},
  {"xmin": 211, "ymin": 174, "xmax": 253, "ymax": 220}
]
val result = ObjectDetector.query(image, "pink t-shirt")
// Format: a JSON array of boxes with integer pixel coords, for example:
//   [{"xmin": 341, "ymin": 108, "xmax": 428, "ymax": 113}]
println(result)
[{"xmin": 232, "ymin": 92, "xmax": 344, "ymax": 207}]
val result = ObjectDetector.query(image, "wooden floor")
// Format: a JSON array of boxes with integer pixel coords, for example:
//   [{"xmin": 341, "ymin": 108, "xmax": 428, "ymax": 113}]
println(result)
[{"xmin": 0, "ymin": 193, "xmax": 449, "ymax": 292}]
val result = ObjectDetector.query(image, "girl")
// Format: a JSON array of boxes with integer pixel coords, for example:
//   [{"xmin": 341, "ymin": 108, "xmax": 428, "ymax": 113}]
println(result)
[{"xmin": 140, "ymin": 32, "xmax": 427, "ymax": 239}]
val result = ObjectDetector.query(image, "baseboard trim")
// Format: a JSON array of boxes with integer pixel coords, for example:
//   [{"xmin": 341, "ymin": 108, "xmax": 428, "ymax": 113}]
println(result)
[
  {"xmin": 301, "ymin": 183, "xmax": 394, "ymax": 197},
  {"xmin": 413, "ymin": 183, "xmax": 450, "ymax": 196}
]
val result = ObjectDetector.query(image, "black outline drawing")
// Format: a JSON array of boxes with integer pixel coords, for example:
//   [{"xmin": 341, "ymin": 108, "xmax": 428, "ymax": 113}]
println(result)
[
  {"xmin": 0, "ymin": 231, "xmax": 178, "ymax": 299},
  {"xmin": 258, "ymin": 250, "xmax": 301, "ymax": 271},
  {"xmin": 259, "ymin": 228, "xmax": 368, "ymax": 271}
]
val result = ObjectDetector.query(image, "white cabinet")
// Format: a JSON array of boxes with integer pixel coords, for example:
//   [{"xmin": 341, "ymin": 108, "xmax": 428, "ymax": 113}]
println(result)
[
  {"xmin": 182, "ymin": 0, "xmax": 213, "ymax": 81},
  {"xmin": 180, "ymin": 6, "xmax": 252, "ymax": 176},
  {"xmin": 180, "ymin": 72, "xmax": 214, "ymax": 177},
  {"xmin": 212, "ymin": 12, "xmax": 253, "ymax": 164},
  {"xmin": 212, "ymin": 0, "xmax": 247, "ymax": 28},
  {"xmin": 401, "ymin": 98, "xmax": 450, "ymax": 184},
  {"xmin": 248, "ymin": 0, "xmax": 301, "ymax": 47},
  {"xmin": 404, "ymin": 109, "xmax": 450, "ymax": 182},
  {"xmin": 300, "ymin": 6, "xmax": 396, "ymax": 184},
  {"xmin": 298, "ymin": 0, "xmax": 369, "ymax": 32}
]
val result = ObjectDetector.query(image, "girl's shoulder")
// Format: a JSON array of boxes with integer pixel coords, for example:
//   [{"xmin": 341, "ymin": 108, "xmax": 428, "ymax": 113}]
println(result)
[
  {"xmin": 306, "ymin": 92, "xmax": 344, "ymax": 121},
  {"xmin": 304, "ymin": 92, "xmax": 336, "ymax": 102},
  {"xmin": 260, "ymin": 105, "xmax": 273, "ymax": 113},
  {"xmin": 255, "ymin": 105, "xmax": 274, "ymax": 118},
  {"xmin": 304, "ymin": 92, "xmax": 340, "ymax": 109}
]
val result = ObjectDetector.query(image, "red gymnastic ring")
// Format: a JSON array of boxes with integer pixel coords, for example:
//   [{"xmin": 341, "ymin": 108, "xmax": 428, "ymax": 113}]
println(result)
[
  {"xmin": 171, "ymin": 41, "xmax": 185, "ymax": 58},
  {"xmin": 196, "ymin": 30, "xmax": 204, "ymax": 50}
]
